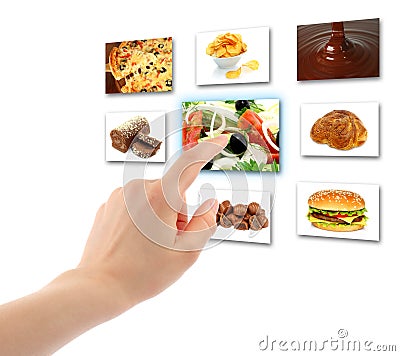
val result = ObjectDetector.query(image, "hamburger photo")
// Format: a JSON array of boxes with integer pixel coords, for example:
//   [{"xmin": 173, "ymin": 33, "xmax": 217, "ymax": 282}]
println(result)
[{"xmin": 307, "ymin": 189, "xmax": 368, "ymax": 232}]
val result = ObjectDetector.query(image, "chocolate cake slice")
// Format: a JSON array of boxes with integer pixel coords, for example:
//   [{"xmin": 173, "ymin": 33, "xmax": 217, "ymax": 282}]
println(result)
[
  {"xmin": 110, "ymin": 116, "xmax": 150, "ymax": 153},
  {"xmin": 131, "ymin": 132, "xmax": 162, "ymax": 159}
]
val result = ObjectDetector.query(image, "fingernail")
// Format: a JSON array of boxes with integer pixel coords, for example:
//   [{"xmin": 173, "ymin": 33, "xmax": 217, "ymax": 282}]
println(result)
[
  {"xmin": 212, "ymin": 134, "xmax": 229, "ymax": 146},
  {"xmin": 211, "ymin": 199, "xmax": 219, "ymax": 214},
  {"xmin": 199, "ymin": 198, "xmax": 218, "ymax": 214}
]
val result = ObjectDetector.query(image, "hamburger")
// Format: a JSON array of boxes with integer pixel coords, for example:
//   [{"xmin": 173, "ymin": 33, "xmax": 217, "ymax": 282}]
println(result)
[{"xmin": 307, "ymin": 189, "xmax": 367, "ymax": 232}]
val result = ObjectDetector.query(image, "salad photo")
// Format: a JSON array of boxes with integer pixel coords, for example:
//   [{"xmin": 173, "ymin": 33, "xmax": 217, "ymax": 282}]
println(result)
[{"xmin": 182, "ymin": 99, "xmax": 279, "ymax": 172}]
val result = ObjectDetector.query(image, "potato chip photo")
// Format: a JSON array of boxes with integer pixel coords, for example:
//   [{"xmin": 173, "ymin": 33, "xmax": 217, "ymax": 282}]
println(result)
[{"xmin": 196, "ymin": 26, "xmax": 270, "ymax": 86}]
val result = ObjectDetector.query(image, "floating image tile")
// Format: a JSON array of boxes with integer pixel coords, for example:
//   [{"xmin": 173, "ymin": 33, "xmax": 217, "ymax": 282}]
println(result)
[
  {"xmin": 300, "ymin": 102, "xmax": 379, "ymax": 157},
  {"xmin": 182, "ymin": 99, "xmax": 279, "ymax": 172},
  {"xmin": 297, "ymin": 18, "xmax": 379, "ymax": 81},
  {"xmin": 196, "ymin": 26, "xmax": 269, "ymax": 85},
  {"xmin": 297, "ymin": 182, "xmax": 380, "ymax": 241},
  {"xmin": 105, "ymin": 111, "xmax": 165, "ymax": 162},
  {"xmin": 105, "ymin": 38, "xmax": 173, "ymax": 93}
]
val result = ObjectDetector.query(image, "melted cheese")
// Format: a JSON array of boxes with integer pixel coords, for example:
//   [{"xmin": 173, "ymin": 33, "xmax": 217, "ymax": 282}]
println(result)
[{"xmin": 308, "ymin": 215, "xmax": 366, "ymax": 226}]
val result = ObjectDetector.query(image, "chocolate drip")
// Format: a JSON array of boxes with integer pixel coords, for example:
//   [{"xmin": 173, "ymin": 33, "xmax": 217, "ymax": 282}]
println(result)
[
  {"xmin": 297, "ymin": 18, "xmax": 379, "ymax": 80},
  {"xmin": 323, "ymin": 22, "xmax": 353, "ymax": 55}
]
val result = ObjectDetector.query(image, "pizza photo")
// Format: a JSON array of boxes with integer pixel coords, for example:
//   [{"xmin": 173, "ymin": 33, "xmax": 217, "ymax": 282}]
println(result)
[{"xmin": 105, "ymin": 37, "xmax": 173, "ymax": 94}]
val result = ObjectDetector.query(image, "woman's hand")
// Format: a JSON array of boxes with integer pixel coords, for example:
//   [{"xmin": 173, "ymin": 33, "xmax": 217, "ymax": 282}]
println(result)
[
  {"xmin": 78, "ymin": 134, "xmax": 228, "ymax": 310},
  {"xmin": 0, "ymin": 135, "xmax": 228, "ymax": 356}
]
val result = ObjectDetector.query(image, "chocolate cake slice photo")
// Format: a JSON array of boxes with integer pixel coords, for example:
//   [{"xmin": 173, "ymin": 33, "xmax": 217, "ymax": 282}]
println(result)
[{"xmin": 106, "ymin": 111, "xmax": 166, "ymax": 162}]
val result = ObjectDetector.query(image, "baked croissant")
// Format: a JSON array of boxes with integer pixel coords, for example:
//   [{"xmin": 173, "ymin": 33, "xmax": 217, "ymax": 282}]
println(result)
[{"xmin": 310, "ymin": 110, "xmax": 368, "ymax": 150}]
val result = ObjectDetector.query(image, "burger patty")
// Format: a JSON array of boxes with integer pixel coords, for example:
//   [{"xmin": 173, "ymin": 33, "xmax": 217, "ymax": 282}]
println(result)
[{"xmin": 311, "ymin": 213, "xmax": 364, "ymax": 224}]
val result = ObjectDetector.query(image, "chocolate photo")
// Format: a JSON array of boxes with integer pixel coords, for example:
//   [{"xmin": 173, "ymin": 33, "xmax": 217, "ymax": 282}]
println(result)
[
  {"xmin": 105, "ymin": 111, "xmax": 165, "ymax": 162},
  {"xmin": 297, "ymin": 18, "xmax": 379, "ymax": 81},
  {"xmin": 216, "ymin": 200, "xmax": 269, "ymax": 231},
  {"xmin": 198, "ymin": 188, "xmax": 271, "ymax": 244}
]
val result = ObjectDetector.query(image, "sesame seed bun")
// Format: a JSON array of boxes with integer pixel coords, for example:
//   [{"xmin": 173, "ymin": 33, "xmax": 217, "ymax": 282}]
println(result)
[
  {"xmin": 308, "ymin": 189, "xmax": 365, "ymax": 212},
  {"xmin": 311, "ymin": 222, "xmax": 365, "ymax": 232}
]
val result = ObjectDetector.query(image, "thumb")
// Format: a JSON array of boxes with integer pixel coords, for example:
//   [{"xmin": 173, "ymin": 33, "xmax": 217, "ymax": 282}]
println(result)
[{"xmin": 174, "ymin": 199, "xmax": 219, "ymax": 251}]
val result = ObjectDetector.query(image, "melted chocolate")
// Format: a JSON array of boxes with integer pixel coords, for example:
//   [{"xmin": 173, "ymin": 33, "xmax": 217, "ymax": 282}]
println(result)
[{"xmin": 297, "ymin": 18, "xmax": 379, "ymax": 80}]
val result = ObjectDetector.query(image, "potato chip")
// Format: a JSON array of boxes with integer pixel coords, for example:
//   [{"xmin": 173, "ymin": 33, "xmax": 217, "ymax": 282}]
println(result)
[
  {"xmin": 224, "ymin": 33, "xmax": 237, "ymax": 44},
  {"xmin": 225, "ymin": 67, "xmax": 241, "ymax": 79},
  {"xmin": 243, "ymin": 60, "xmax": 259, "ymax": 70},
  {"xmin": 206, "ymin": 44, "xmax": 215, "ymax": 55},
  {"xmin": 225, "ymin": 45, "xmax": 236, "ymax": 56},
  {"xmin": 206, "ymin": 32, "xmax": 247, "ymax": 58},
  {"xmin": 216, "ymin": 46, "xmax": 227, "ymax": 57},
  {"xmin": 232, "ymin": 33, "xmax": 242, "ymax": 42}
]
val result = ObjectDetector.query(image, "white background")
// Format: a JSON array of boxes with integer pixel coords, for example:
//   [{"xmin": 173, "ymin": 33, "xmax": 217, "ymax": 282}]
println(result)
[{"xmin": 0, "ymin": 1, "xmax": 398, "ymax": 355}]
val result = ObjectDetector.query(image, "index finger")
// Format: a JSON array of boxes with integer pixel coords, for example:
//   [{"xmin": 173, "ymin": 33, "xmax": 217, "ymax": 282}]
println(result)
[{"xmin": 161, "ymin": 134, "xmax": 228, "ymax": 211}]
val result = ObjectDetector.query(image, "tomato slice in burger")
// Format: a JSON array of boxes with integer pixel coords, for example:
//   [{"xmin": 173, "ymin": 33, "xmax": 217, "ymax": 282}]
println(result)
[{"xmin": 334, "ymin": 213, "xmax": 350, "ymax": 218}]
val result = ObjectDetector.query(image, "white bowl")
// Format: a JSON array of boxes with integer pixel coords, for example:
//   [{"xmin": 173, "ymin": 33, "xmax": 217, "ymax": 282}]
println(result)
[{"xmin": 212, "ymin": 54, "xmax": 242, "ymax": 69}]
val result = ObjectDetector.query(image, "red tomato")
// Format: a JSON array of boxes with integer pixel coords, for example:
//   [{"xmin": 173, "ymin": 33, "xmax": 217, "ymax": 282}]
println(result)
[
  {"xmin": 266, "ymin": 127, "xmax": 277, "ymax": 145},
  {"xmin": 334, "ymin": 214, "xmax": 350, "ymax": 218},
  {"xmin": 182, "ymin": 111, "xmax": 203, "ymax": 150},
  {"xmin": 188, "ymin": 110, "xmax": 203, "ymax": 125},
  {"xmin": 238, "ymin": 110, "xmax": 279, "ymax": 155},
  {"xmin": 238, "ymin": 110, "xmax": 264, "ymax": 135},
  {"xmin": 266, "ymin": 153, "xmax": 279, "ymax": 164}
]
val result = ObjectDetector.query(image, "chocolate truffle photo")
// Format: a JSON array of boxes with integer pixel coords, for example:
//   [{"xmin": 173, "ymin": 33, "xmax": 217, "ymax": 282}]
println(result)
[
  {"xmin": 198, "ymin": 188, "xmax": 271, "ymax": 244},
  {"xmin": 297, "ymin": 18, "xmax": 379, "ymax": 81},
  {"xmin": 105, "ymin": 111, "xmax": 165, "ymax": 162}
]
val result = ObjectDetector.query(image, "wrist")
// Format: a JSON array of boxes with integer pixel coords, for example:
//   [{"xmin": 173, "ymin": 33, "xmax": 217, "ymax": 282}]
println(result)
[
  {"xmin": 46, "ymin": 268, "xmax": 134, "ymax": 321},
  {"xmin": 0, "ymin": 268, "xmax": 135, "ymax": 356}
]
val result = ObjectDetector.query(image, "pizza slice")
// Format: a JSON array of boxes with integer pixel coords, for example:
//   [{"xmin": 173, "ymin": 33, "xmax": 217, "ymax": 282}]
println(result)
[
  {"xmin": 108, "ymin": 41, "xmax": 134, "ymax": 80},
  {"xmin": 107, "ymin": 37, "xmax": 173, "ymax": 93}
]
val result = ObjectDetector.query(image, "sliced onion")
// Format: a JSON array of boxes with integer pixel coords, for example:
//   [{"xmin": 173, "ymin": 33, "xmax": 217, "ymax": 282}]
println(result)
[
  {"xmin": 206, "ymin": 111, "xmax": 226, "ymax": 138},
  {"xmin": 184, "ymin": 104, "xmax": 237, "ymax": 123},
  {"xmin": 211, "ymin": 156, "xmax": 239, "ymax": 170},
  {"xmin": 184, "ymin": 104, "xmax": 227, "ymax": 139},
  {"xmin": 262, "ymin": 121, "xmax": 279, "ymax": 152},
  {"xmin": 209, "ymin": 111, "xmax": 217, "ymax": 136},
  {"xmin": 240, "ymin": 143, "xmax": 268, "ymax": 164}
]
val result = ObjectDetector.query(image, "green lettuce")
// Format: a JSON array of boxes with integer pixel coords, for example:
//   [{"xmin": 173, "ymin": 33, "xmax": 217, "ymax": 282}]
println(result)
[{"xmin": 308, "ymin": 207, "xmax": 367, "ymax": 217}]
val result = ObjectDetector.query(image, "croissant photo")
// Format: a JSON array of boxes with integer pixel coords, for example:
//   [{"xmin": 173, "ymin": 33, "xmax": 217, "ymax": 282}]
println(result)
[{"xmin": 310, "ymin": 110, "xmax": 368, "ymax": 150}]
